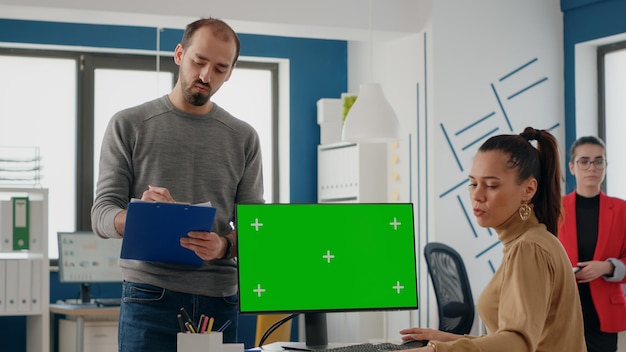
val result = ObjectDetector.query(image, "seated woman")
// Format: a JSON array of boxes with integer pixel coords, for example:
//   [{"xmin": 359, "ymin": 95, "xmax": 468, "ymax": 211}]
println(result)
[{"xmin": 400, "ymin": 127, "xmax": 586, "ymax": 352}]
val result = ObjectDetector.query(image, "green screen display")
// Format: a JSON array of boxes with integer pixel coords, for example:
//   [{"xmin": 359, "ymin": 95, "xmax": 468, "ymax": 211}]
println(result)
[{"xmin": 236, "ymin": 203, "xmax": 418, "ymax": 314}]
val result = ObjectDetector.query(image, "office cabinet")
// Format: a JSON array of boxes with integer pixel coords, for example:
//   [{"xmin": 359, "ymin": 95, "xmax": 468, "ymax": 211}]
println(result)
[
  {"xmin": 59, "ymin": 319, "xmax": 118, "ymax": 352},
  {"xmin": 0, "ymin": 187, "xmax": 49, "ymax": 352},
  {"xmin": 317, "ymin": 142, "xmax": 387, "ymax": 203}
]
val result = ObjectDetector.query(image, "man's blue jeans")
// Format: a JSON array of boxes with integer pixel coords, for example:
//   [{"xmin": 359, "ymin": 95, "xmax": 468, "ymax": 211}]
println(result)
[{"xmin": 118, "ymin": 281, "xmax": 239, "ymax": 352}]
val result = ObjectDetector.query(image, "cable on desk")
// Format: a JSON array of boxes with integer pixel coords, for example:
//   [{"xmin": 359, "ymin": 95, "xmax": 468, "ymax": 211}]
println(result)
[{"xmin": 258, "ymin": 313, "xmax": 298, "ymax": 348}]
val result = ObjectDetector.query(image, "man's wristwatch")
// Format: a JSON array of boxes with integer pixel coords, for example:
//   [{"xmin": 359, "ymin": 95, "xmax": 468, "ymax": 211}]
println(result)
[
  {"xmin": 427, "ymin": 341, "xmax": 437, "ymax": 351},
  {"xmin": 221, "ymin": 236, "xmax": 233, "ymax": 259}
]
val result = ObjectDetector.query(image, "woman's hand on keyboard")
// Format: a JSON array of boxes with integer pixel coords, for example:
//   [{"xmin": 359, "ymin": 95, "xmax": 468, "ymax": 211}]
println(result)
[{"xmin": 399, "ymin": 327, "xmax": 462, "ymax": 343}]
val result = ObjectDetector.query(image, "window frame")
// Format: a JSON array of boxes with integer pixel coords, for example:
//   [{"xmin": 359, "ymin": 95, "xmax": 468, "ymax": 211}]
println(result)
[
  {"xmin": 0, "ymin": 47, "xmax": 279, "ymax": 263},
  {"xmin": 597, "ymin": 40, "xmax": 626, "ymax": 194},
  {"xmin": 79, "ymin": 52, "xmax": 180, "ymax": 230}
]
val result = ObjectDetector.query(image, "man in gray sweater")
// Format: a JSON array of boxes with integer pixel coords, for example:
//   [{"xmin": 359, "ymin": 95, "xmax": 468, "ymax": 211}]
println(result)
[{"xmin": 91, "ymin": 17, "xmax": 264, "ymax": 352}]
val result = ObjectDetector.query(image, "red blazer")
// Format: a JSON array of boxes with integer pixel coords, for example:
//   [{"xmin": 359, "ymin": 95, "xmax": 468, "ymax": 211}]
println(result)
[{"xmin": 559, "ymin": 191, "xmax": 626, "ymax": 333}]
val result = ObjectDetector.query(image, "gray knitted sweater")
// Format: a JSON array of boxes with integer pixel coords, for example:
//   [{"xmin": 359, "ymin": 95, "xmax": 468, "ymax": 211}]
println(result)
[{"xmin": 91, "ymin": 95, "xmax": 264, "ymax": 296}]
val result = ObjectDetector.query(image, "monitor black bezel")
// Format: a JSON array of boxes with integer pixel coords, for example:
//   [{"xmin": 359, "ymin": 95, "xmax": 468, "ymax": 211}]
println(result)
[{"xmin": 235, "ymin": 202, "xmax": 419, "ymax": 316}]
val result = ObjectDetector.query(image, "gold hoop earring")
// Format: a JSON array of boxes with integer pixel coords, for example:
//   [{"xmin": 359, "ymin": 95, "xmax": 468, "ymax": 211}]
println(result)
[{"xmin": 519, "ymin": 203, "xmax": 531, "ymax": 221}]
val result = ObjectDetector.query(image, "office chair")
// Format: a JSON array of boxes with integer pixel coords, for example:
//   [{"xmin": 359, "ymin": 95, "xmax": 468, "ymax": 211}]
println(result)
[{"xmin": 424, "ymin": 242, "xmax": 475, "ymax": 335}]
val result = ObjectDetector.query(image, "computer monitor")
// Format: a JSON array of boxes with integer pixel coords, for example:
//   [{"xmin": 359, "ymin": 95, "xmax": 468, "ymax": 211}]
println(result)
[
  {"xmin": 236, "ymin": 203, "xmax": 418, "ymax": 347},
  {"xmin": 57, "ymin": 231, "xmax": 123, "ymax": 303}
]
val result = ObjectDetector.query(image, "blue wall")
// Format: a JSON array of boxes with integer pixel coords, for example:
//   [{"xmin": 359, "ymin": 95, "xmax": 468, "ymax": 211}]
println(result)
[
  {"xmin": 0, "ymin": 18, "xmax": 348, "ymax": 202},
  {"xmin": 561, "ymin": 0, "xmax": 626, "ymax": 192},
  {"xmin": 0, "ymin": 18, "xmax": 347, "ymax": 352}
]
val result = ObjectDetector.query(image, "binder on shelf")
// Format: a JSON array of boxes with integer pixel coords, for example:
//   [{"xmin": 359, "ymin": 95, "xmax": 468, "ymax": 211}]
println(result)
[
  {"xmin": 5, "ymin": 260, "xmax": 18, "ymax": 312},
  {"xmin": 12, "ymin": 197, "xmax": 29, "ymax": 250},
  {"xmin": 121, "ymin": 201, "xmax": 217, "ymax": 267},
  {"xmin": 0, "ymin": 200, "xmax": 12, "ymax": 251},
  {"xmin": 28, "ymin": 200, "xmax": 43, "ymax": 252},
  {"xmin": 30, "ymin": 259, "xmax": 42, "ymax": 312},
  {"xmin": 17, "ymin": 259, "xmax": 31, "ymax": 312},
  {"xmin": 0, "ymin": 260, "xmax": 6, "ymax": 312}
]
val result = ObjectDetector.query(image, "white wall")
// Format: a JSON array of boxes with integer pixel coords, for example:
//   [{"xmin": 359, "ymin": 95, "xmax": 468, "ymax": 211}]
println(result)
[
  {"xmin": 342, "ymin": 0, "xmax": 564, "ymax": 338},
  {"xmin": 427, "ymin": 0, "xmax": 564, "ymax": 331}
]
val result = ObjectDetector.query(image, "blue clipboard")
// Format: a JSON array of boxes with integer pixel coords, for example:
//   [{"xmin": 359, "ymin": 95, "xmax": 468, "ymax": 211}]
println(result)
[{"xmin": 120, "ymin": 201, "xmax": 217, "ymax": 266}]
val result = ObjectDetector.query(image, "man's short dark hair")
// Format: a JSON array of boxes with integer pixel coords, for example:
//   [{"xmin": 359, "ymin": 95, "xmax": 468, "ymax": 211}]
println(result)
[{"xmin": 180, "ymin": 17, "xmax": 240, "ymax": 65}]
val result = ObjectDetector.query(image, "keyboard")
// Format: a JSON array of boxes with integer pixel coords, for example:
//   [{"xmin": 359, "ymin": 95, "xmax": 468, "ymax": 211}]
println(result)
[
  {"xmin": 375, "ymin": 342, "xmax": 427, "ymax": 350},
  {"xmin": 283, "ymin": 342, "xmax": 426, "ymax": 352},
  {"xmin": 94, "ymin": 298, "xmax": 122, "ymax": 307}
]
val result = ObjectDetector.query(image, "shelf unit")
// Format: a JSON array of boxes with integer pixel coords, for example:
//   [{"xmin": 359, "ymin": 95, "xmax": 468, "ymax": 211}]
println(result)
[
  {"xmin": 0, "ymin": 187, "xmax": 49, "ymax": 352},
  {"xmin": 317, "ymin": 142, "xmax": 387, "ymax": 203}
]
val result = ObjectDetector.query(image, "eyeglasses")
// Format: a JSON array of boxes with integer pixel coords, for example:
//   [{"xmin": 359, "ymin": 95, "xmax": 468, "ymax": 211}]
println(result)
[{"xmin": 575, "ymin": 158, "xmax": 607, "ymax": 170}]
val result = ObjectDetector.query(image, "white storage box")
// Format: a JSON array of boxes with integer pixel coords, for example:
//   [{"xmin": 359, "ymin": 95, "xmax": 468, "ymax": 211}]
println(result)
[
  {"xmin": 177, "ymin": 332, "xmax": 244, "ymax": 352},
  {"xmin": 320, "ymin": 121, "xmax": 343, "ymax": 145},
  {"xmin": 316, "ymin": 98, "xmax": 343, "ymax": 124}
]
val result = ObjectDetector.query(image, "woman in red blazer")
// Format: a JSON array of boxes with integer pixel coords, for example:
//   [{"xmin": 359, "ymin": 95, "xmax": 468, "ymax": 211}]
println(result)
[{"xmin": 559, "ymin": 136, "xmax": 626, "ymax": 352}]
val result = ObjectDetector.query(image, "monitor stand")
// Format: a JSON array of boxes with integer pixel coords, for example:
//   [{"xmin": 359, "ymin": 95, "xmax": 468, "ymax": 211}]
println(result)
[
  {"xmin": 266, "ymin": 312, "xmax": 328, "ymax": 350},
  {"xmin": 265, "ymin": 313, "xmax": 361, "ymax": 351},
  {"xmin": 80, "ymin": 283, "xmax": 92, "ymax": 304},
  {"xmin": 304, "ymin": 312, "xmax": 328, "ymax": 348}
]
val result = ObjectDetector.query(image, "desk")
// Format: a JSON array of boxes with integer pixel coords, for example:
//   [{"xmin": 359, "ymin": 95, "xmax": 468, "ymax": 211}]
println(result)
[
  {"xmin": 246, "ymin": 342, "xmax": 356, "ymax": 351},
  {"xmin": 49, "ymin": 304, "xmax": 120, "ymax": 352}
]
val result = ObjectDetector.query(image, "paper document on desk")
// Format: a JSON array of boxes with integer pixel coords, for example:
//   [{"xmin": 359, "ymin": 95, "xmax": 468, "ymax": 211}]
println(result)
[{"xmin": 121, "ymin": 200, "xmax": 217, "ymax": 266}]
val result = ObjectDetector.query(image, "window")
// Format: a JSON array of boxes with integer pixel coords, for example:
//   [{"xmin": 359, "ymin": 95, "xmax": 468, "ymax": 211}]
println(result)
[
  {"xmin": 0, "ymin": 52, "xmax": 78, "ymax": 258},
  {"xmin": 212, "ymin": 62, "xmax": 278, "ymax": 202},
  {"xmin": 0, "ymin": 48, "xmax": 278, "ymax": 259}
]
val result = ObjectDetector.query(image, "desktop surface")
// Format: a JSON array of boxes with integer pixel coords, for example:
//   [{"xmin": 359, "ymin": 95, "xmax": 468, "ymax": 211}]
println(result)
[
  {"xmin": 247, "ymin": 342, "xmax": 354, "ymax": 351},
  {"xmin": 248, "ymin": 341, "xmax": 425, "ymax": 352},
  {"xmin": 49, "ymin": 302, "xmax": 120, "ymax": 317},
  {"xmin": 54, "ymin": 297, "xmax": 121, "ymax": 307},
  {"xmin": 94, "ymin": 297, "xmax": 122, "ymax": 306}
]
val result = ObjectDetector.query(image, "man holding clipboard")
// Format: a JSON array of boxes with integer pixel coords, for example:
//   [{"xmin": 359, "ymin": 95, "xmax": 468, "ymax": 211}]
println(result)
[{"xmin": 91, "ymin": 18, "xmax": 264, "ymax": 352}]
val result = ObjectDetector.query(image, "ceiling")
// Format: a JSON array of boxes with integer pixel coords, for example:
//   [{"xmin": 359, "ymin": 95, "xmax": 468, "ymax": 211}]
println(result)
[{"xmin": 0, "ymin": 0, "xmax": 431, "ymax": 41}]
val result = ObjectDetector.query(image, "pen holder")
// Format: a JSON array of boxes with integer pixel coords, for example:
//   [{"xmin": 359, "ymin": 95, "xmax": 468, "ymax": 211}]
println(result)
[{"xmin": 177, "ymin": 332, "xmax": 244, "ymax": 352}]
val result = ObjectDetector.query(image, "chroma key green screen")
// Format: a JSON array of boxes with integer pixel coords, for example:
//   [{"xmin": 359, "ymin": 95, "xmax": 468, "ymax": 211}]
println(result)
[{"xmin": 236, "ymin": 203, "xmax": 418, "ymax": 314}]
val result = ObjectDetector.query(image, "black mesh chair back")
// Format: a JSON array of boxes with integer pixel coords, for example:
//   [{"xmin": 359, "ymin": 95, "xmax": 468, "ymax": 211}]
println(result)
[{"xmin": 424, "ymin": 242, "xmax": 475, "ymax": 335}]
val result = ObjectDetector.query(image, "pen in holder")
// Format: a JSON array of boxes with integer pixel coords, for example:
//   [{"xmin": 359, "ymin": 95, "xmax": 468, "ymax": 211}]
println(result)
[{"xmin": 177, "ymin": 331, "xmax": 244, "ymax": 352}]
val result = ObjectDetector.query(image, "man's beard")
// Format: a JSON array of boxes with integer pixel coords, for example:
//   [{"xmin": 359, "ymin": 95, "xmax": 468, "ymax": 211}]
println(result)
[{"xmin": 183, "ymin": 80, "xmax": 211, "ymax": 106}]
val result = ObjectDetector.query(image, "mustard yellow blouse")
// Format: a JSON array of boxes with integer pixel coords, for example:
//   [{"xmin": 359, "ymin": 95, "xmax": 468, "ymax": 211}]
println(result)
[{"xmin": 433, "ymin": 212, "xmax": 586, "ymax": 352}]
